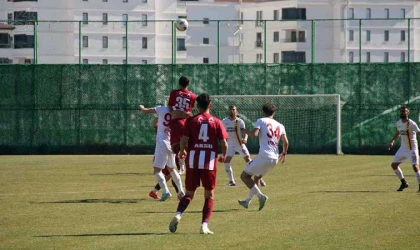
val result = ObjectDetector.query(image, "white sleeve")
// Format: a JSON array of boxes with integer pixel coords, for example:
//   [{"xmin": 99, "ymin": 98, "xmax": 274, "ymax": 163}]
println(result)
[
  {"xmin": 412, "ymin": 121, "xmax": 420, "ymax": 133},
  {"xmin": 239, "ymin": 119, "xmax": 246, "ymax": 129}
]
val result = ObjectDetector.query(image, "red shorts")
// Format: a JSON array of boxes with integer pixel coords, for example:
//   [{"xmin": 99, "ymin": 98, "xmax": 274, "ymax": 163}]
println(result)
[
  {"xmin": 185, "ymin": 168, "xmax": 217, "ymax": 191},
  {"xmin": 169, "ymin": 119, "xmax": 186, "ymax": 146}
]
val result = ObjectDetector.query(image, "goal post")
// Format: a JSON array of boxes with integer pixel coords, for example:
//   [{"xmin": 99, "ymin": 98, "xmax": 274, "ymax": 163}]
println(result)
[{"xmin": 164, "ymin": 94, "xmax": 342, "ymax": 155}]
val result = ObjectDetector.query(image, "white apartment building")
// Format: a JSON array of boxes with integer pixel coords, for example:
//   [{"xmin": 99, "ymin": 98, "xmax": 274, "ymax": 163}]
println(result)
[
  {"xmin": 0, "ymin": 0, "xmax": 419, "ymax": 64},
  {"xmin": 0, "ymin": 0, "xmax": 187, "ymax": 64},
  {"xmin": 184, "ymin": 0, "xmax": 420, "ymax": 63}
]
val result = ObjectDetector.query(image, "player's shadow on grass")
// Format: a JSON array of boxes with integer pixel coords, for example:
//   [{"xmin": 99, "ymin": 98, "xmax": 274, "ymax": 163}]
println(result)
[
  {"xmin": 35, "ymin": 232, "xmax": 170, "ymax": 238},
  {"xmin": 139, "ymin": 208, "xmax": 242, "ymax": 214},
  {"xmin": 309, "ymin": 191, "xmax": 385, "ymax": 193},
  {"xmin": 31, "ymin": 198, "xmax": 146, "ymax": 204},
  {"xmin": 90, "ymin": 173, "xmax": 152, "ymax": 176}
]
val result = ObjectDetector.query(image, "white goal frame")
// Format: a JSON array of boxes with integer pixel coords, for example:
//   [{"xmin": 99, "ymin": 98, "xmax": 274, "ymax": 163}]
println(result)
[{"xmin": 164, "ymin": 94, "xmax": 342, "ymax": 155}]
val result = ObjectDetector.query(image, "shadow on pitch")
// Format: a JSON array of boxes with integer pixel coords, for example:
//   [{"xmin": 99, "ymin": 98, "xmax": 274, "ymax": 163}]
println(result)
[
  {"xmin": 90, "ymin": 172, "xmax": 152, "ymax": 176},
  {"xmin": 35, "ymin": 232, "xmax": 170, "ymax": 238},
  {"xmin": 309, "ymin": 191, "xmax": 385, "ymax": 193},
  {"xmin": 31, "ymin": 198, "xmax": 146, "ymax": 204},
  {"xmin": 138, "ymin": 208, "xmax": 242, "ymax": 214}
]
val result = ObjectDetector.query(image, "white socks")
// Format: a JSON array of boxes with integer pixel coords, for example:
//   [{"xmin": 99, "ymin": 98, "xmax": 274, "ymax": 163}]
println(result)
[
  {"xmin": 170, "ymin": 170, "xmax": 185, "ymax": 195},
  {"xmin": 224, "ymin": 163, "xmax": 235, "ymax": 182},
  {"xmin": 251, "ymin": 185, "xmax": 264, "ymax": 199},
  {"xmin": 394, "ymin": 167, "xmax": 404, "ymax": 180},
  {"xmin": 155, "ymin": 171, "xmax": 169, "ymax": 194},
  {"xmin": 415, "ymin": 170, "xmax": 420, "ymax": 184}
]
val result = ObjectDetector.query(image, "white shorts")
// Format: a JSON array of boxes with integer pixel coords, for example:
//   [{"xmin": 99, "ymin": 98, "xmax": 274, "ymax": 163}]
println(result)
[
  {"xmin": 244, "ymin": 154, "xmax": 278, "ymax": 177},
  {"xmin": 392, "ymin": 148, "xmax": 419, "ymax": 165},
  {"xmin": 153, "ymin": 141, "xmax": 176, "ymax": 169},
  {"xmin": 227, "ymin": 143, "xmax": 250, "ymax": 158}
]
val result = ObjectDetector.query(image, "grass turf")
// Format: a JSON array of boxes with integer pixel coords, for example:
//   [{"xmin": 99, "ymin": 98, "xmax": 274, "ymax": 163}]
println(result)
[{"xmin": 0, "ymin": 155, "xmax": 419, "ymax": 250}]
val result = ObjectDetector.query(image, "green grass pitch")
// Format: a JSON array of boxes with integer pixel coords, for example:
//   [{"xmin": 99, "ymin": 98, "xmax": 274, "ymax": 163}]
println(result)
[{"xmin": 1, "ymin": 155, "xmax": 419, "ymax": 250}]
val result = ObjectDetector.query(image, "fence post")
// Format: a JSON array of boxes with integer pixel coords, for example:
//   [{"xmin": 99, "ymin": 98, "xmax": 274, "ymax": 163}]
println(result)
[
  {"xmin": 217, "ymin": 20, "xmax": 220, "ymax": 64},
  {"xmin": 33, "ymin": 21, "xmax": 38, "ymax": 64},
  {"xmin": 264, "ymin": 20, "xmax": 267, "ymax": 64},
  {"xmin": 358, "ymin": 19, "xmax": 362, "ymax": 63},
  {"xmin": 125, "ymin": 21, "xmax": 128, "ymax": 63},
  {"xmin": 407, "ymin": 18, "xmax": 411, "ymax": 105},
  {"xmin": 311, "ymin": 20, "xmax": 315, "ymax": 63},
  {"xmin": 79, "ymin": 21, "xmax": 82, "ymax": 64},
  {"xmin": 171, "ymin": 21, "xmax": 175, "ymax": 89},
  {"xmin": 407, "ymin": 18, "xmax": 410, "ymax": 63}
]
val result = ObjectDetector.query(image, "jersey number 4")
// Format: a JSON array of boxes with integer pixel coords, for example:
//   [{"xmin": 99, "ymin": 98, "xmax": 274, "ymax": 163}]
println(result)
[
  {"xmin": 175, "ymin": 97, "xmax": 190, "ymax": 110},
  {"xmin": 199, "ymin": 124, "xmax": 209, "ymax": 142}
]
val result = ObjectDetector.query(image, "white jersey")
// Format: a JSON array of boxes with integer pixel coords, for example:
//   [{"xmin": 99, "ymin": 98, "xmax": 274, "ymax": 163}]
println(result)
[
  {"xmin": 254, "ymin": 117, "xmax": 286, "ymax": 159},
  {"xmin": 396, "ymin": 119, "xmax": 420, "ymax": 150},
  {"xmin": 222, "ymin": 117, "xmax": 246, "ymax": 145},
  {"xmin": 155, "ymin": 106, "xmax": 172, "ymax": 144}
]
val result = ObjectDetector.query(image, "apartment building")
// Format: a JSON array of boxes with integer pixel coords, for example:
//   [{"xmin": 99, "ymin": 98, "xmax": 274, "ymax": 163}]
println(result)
[
  {"xmin": 0, "ymin": 0, "xmax": 186, "ymax": 64},
  {"xmin": 183, "ymin": 0, "xmax": 420, "ymax": 63}
]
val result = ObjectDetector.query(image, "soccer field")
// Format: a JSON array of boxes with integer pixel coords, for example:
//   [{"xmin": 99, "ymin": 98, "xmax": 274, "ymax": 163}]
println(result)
[{"xmin": 0, "ymin": 155, "xmax": 419, "ymax": 250}]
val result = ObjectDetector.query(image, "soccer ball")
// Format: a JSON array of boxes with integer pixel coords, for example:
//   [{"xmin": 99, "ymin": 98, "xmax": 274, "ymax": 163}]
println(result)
[{"xmin": 176, "ymin": 18, "xmax": 188, "ymax": 32}]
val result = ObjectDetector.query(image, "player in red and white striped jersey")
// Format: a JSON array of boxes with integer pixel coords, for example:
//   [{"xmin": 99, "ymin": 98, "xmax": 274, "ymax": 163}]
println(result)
[{"xmin": 169, "ymin": 93, "xmax": 228, "ymax": 235}]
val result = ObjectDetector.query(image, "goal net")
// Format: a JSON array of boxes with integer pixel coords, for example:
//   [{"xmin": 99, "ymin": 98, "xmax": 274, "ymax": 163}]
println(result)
[{"xmin": 205, "ymin": 95, "xmax": 341, "ymax": 155}]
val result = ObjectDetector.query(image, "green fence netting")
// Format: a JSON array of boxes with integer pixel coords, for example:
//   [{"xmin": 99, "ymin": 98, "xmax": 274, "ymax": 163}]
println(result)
[{"xmin": 0, "ymin": 64, "xmax": 419, "ymax": 154}]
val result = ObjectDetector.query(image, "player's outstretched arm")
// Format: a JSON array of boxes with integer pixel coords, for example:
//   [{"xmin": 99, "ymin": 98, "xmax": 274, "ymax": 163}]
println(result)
[
  {"xmin": 279, "ymin": 134, "xmax": 289, "ymax": 163},
  {"xmin": 139, "ymin": 105, "xmax": 156, "ymax": 114},
  {"xmin": 388, "ymin": 131, "xmax": 400, "ymax": 150},
  {"xmin": 246, "ymin": 128, "xmax": 260, "ymax": 138}
]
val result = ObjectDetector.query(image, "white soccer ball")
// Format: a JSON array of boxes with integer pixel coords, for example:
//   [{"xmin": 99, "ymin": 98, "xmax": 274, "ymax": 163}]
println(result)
[{"xmin": 176, "ymin": 18, "xmax": 188, "ymax": 32}]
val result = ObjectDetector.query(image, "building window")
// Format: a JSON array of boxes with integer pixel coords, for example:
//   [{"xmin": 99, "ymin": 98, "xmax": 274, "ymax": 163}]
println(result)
[
  {"xmin": 366, "ymin": 30, "xmax": 371, "ymax": 41},
  {"xmin": 366, "ymin": 8, "xmax": 371, "ymax": 19},
  {"xmin": 273, "ymin": 31, "xmax": 279, "ymax": 42},
  {"xmin": 0, "ymin": 34, "xmax": 12, "ymax": 48},
  {"xmin": 122, "ymin": 14, "xmax": 128, "ymax": 26},
  {"xmin": 240, "ymin": 54, "xmax": 243, "ymax": 63},
  {"xmin": 142, "ymin": 60, "xmax": 148, "ymax": 64},
  {"xmin": 142, "ymin": 37, "xmax": 147, "ymax": 49},
  {"xmin": 385, "ymin": 8, "xmax": 389, "ymax": 19},
  {"xmin": 142, "ymin": 14, "xmax": 147, "ymax": 26},
  {"xmin": 349, "ymin": 8, "xmax": 354, "ymax": 19},
  {"xmin": 13, "ymin": 34, "xmax": 34, "ymax": 49},
  {"xmin": 203, "ymin": 18, "xmax": 209, "ymax": 24},
  {"xmin": 349, "ymin": 52, "xmax": 354, "ymax": 63},
  {"xmin": 401, "ymin": 9, "xmax": 405, "ymax": 18},
  {"xmin": 83, "ymin": 36, "xmax": 88, "ymax": 47},
  {"xmin": 282, "ymin": 51, "xmax": 306, "ymax": 63},
  {"xmin": 103, "ymin": 13, "xmax": 108, "ymax": 25},
  {"xmin": 273, "ymin": 53, "xmax": 279, "ymax": 63},
  {"xmin": 256, "ymin": 11, "xmax": 263, "ymax": 26},
  {"xmin": 103, "ymin": 59, "xmax": 108, "ymax": 64},
  {"xmin": 177, "ymin": 38, "xmax": 186, "ymax": 51},
  {"xmin": 142, "ymin": 0, "xmax": 147, "ymax": 3},
  {"xmin": 102, "ymin": 36, "xmax": 108, "ymax": 48},
  {"xmin": 123, "ymin": 36, "xmax": 127, "ymax": 48},
  {"xmin": 366, "ymin": 52, "xmax": 370, "ymax": 63},
  {"xmin": 384, "ymin": 52, "xmax": 389, "ymax": 62},
  {"xmin": 349, "ymin": 30, "xmax": 354, "ymax": 41},
  {"xmin": 7, "ymin": 13, "xmax": 12, "ymax": 25},
  {"xmin": 203, "ymin": 58, "xmax": 209, "ymax": 64},
  {"xmin": 82, "ymin": 13, "xmax": 88, "ymax": 24},
  {"xmin": 298, "ymin": 31, "xmax": 305, "ymax": 42},
  {"xmin": 103, "ymin": 0, "xmax": 108, "ymax": 2},
  {"xmin": 123, "ymin": 0, "xmax": 128, "ymax": 2},
  {"xmin": 123, "ymin": 59, "xmax": 127, "ymax": 64},
  {"xmin": 256, "ymin": 53, "xmax": 263, "ymax": 63},
  {"xmin": 203, "ymin": 37, "xmax": 209, "ymax": 44},
  {"xmin": 401, "ymin": 30, "xmax": 405, "ymax": 41},
  {"xmin": 384, "ymin": 30, "xmax": 389, "ymax": 42},
  {"xmin": 273, "ymin": 10, "xmax": 279, "ymax": 20},
  {"xmin": 83, "ymin": 59, "xmax": 88, "ymax": 64},
  {"xmin": 240, "ymin": 12, "xmax": 243, "ymax": 25},
  {"xmin": 282, "ymin": 8, "xmax": 306, "ymax": 20},
  {"xmin": 401, "ymin": 52, "xmax": 405, "ymax": 62},
  {"xmin": 256, "ymin": 32, "xmax": 263, "ymax": 47},
  {"xmin": 13, "ymin": 11, "xmax": 38, "ymax": 25}
]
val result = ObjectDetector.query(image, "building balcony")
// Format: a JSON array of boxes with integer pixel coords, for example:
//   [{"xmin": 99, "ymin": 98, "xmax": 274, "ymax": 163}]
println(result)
[
  {"xmin": 255, "ymin": 41, "xmax": 263, "ymax": 48},
  {"xmin": 282, "ymin": 38, "xmax": 306, "ymax": 43},
  {"xmin": 0, "ymin": 43, "xmax": 12, "ymax": 48}
]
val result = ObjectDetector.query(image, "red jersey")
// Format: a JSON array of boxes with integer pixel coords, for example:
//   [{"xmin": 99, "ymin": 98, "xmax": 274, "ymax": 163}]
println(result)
[
  {"xmin": 168, "ymin": 88, "xmax": 196, "ymax": 116},
  {"xmin": 183, "ymin": 113, "xmax": 229, "ymax": 171}
]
